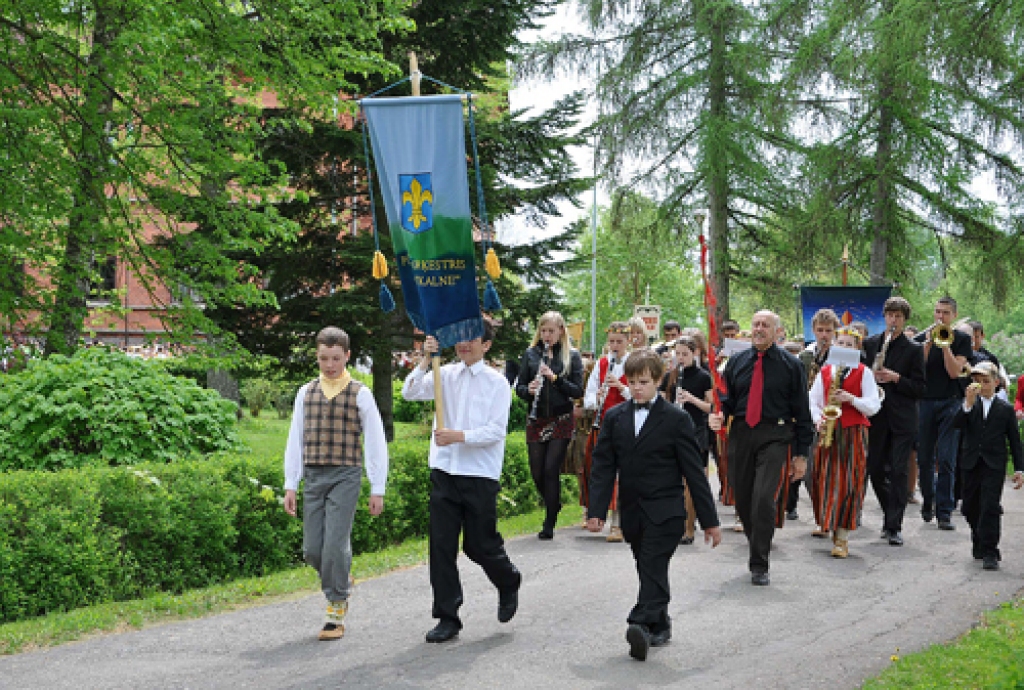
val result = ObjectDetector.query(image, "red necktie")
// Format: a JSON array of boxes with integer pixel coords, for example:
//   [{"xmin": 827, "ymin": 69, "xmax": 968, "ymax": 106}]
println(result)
[{"xmin": 747, "ymin": 351, "xmax": 765, "ymax": 427}]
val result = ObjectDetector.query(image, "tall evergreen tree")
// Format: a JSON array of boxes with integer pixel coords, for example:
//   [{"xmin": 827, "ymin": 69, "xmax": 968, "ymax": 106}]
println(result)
[{"xmin": 521, "ymin": 0, "xmax": 804, "ymax": 322}]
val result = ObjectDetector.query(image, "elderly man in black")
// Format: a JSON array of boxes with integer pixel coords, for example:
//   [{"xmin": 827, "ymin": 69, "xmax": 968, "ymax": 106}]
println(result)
[{"xmin": 710, "ymin": 310, "xmax": 814, "ymax": 586}]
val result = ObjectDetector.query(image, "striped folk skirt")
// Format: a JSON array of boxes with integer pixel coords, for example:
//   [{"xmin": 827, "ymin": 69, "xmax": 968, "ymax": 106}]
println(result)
[
  {"xmin": 811, "ymin": 424, "xmax": 868, "ymax": 532},
  {"xmin": 579, "ymin": 427, "xmax": 618, "ymax": 512}
]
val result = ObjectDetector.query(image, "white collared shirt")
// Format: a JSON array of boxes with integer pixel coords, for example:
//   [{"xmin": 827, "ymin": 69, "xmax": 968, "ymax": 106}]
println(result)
[
  {"xmin": 583, "ymin": 352, "xmax": 632, "ymax": 410},
  {"xmin": 633, "ymin": 398, "xmax": 656, "ymax": 436},
  {"xmin": 283, "ymin": 381, "xmax": 389, "ymax": 493},
  {"xmin": 964, "ymin": 396, "xmax": 995, "ymax": 419},
  {"xmin": 809, "ymin": 365, "xmax": 882, "ymax": 424},
  {"xmin": 402, "ymin": 359, "xmax": 512, "ymax": 480}
]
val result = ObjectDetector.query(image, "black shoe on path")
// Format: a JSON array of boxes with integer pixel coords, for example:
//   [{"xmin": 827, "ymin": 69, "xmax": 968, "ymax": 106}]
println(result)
[
  {"xmin": 786, "ymin": 510, "xmax": 799, "ymax": 521},
  {"xmin": 498, "ymin": 570, "xmax": 522, "ymax": 623},
  {"xmin": 921, "ymin": 508, "xmax": 934, "ymax": 523},
  {"xmin": 983, "ymin": 556, "xmax": 1000, "ymax": 571},
  {"xmin": 880, "ymin": 528, "xmax": 890, "ymax": 540},
  {"xmin": 626, "ymin": 624, "xmax": 651, "ymax": 661},
  {"xmin": 938, "ymin": 519, "xmax": 955, "ymax": 531},
  {"xmin": 425, "ymin": 620, "xmax": 460, "ymax": 643},
  {"xmin": 751, "ymin": 572, "xmax": 770, "ymax": 586},
  {"xmin": 650, "ymin": 627, "xmax": 672, "ymax": 647},
  {"xmin": 888, "ymin": 531, "xmax": 904, "ymax": 546}
]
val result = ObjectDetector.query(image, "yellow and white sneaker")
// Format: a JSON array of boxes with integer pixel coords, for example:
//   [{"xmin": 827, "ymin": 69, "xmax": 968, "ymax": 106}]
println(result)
[{"xmin": 319, "ymin": 600, "xmax": 348, "ymax": 641}]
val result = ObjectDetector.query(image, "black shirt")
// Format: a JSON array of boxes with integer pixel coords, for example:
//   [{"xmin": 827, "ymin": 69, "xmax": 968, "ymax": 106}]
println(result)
[
  {"xmin": 721, "ymin": 343, "xmax": 814, "ymax": 457},
  {"xmin": 914, "ymin": 330, "xmax": 973, "ymax": 399},
  {"xmin": 659, "ymin": 364, "xmax": 712, "ymax": 431}
]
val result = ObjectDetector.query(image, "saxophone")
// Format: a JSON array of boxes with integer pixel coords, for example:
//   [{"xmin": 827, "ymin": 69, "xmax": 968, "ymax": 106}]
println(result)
[
  {"xmin": 592, "ymin": 355, "xmax": 617, "ymax": 429},
  {"xmin": 821, "ymin": 365, "xmax": 844, "ymax": 448},
  {"xmin": 872, "ymin": 326, "xmax": 894, "ymax": 404}
]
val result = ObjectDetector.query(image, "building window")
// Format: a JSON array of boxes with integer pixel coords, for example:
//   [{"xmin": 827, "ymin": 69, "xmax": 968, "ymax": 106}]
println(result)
[{"xmin": 88, "ymin": 256, "xmax": 118, "ymax": 303}]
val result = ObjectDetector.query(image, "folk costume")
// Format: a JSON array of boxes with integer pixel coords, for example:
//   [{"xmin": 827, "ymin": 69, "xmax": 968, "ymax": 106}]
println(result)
[
  {"xmin": 516, "ymin": 342, "xmax": 585, "ymax": 539},
  {"xmin": 808, "ymin": 363, "xmax": 881, "ymax": 557},
  {"xmin": 583, "ymin": 349, "xmax": 631, "ymax": 541},
  {"xmin": 284, "ymin": 372, "xmax": 389, "ymax": 639}
]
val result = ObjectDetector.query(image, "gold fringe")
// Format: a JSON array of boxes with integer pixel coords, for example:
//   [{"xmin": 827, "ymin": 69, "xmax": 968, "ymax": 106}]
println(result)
[
  {"xmin": 485, "ymin": 248, "xmax": 501, "ymax": 279},
  {"xmin": 372, "ymin": 250, "xmax": 388, "ymax": 280}
]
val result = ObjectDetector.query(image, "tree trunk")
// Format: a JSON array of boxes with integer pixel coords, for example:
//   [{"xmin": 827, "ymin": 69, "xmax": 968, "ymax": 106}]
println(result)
[
  {"xmin": 706, "ymin": 12, "xmax": 731, "ymax": 323},
  {"xmin": 45, "ymin": 3, "xmax": 119, "ymax": 355},
  {"xmin": 869, "ymin": 0, "xmax": 896, "ymax": 286}
]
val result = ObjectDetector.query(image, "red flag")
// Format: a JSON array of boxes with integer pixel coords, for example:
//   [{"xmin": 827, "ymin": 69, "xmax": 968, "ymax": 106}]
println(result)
[{"xmin": 699, "ymin": 234, "xmax": 727, "ymax": 429}]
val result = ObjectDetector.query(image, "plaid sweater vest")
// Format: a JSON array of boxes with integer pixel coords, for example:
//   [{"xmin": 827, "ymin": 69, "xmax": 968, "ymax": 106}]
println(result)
[{"xmin": 302, "ymin": 379, "xmax": 363, "ymax": 467}]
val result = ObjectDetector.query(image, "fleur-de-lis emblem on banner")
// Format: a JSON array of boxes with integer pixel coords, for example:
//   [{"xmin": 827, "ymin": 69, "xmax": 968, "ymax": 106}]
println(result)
[{"xmin": 400, "ymin": 174, "xmax": 434, "ymax": 234}]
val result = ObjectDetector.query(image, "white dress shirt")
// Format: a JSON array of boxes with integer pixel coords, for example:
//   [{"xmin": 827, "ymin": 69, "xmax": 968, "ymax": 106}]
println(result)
[
  {"xmin": 963, "ymin": 396, "xmax": 994, "ymax": 419},
  {"xmin": 283, "ymin": 382, "xmax": 389, "ymax": 493},
  {"xmin": 633, "ymin": 398, "xmax": 655, "ymax": 436},
  {"xmin": 401, "ymin": 359, "xmax": 512, "ymax": 480},
  {"xmin": 583, "ymin": 352, "xmax": 632, "ymax": 410},
  {"xmin": 809, "ymin": 365, "xmax": 882, "ymax": 424}
]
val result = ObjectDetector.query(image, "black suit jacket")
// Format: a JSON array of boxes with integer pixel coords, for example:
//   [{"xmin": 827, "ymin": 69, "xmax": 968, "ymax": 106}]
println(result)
[
  {"xmin": 863, "ymin": 332, "xmax": 926, "ymax": 434},
  {"xmin": 588, "ymin": 398, "xmax": 720, "ymax": 540},
  {"xmin": 953, "ymin": 397, "xmax": 1023, "ymax": 473}
]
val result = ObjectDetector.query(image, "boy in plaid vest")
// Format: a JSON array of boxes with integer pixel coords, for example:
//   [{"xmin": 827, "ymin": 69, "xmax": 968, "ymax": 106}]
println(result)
[{"xmin": 283, "ymin": 327, "xmax": 389, "ymax": 640}]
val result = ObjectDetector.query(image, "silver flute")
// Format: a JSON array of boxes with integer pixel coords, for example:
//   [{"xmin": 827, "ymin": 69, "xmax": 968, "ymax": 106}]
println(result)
[
  {"xmin": 528, "ymin": 343, "xmax": 553, "ymax": 422},
  {"xmin": 592, "ymin": 355, "xmax": 617, "ymax": 429}
]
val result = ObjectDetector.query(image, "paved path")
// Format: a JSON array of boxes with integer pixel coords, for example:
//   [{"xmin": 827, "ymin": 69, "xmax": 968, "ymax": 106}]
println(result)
[{"xmin": 3, "ymin": 480, "xmax": 1024, "ymax": 690}]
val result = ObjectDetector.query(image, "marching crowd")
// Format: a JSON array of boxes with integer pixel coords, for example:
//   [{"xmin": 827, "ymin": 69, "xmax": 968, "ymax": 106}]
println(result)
[{"xmin": 281, "ymin": 296, "xmax": 1023, "ymax": 662}]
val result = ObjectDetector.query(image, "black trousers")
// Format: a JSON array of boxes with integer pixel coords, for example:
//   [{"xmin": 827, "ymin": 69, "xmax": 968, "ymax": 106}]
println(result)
[
  {"xmin": 429, "ymin": 469, "xmax": 520, "ymax": 626},
  {"xmin": 627, "ymin": 511, "xmax": 685, "ymax": 634},
  {"xmin": 961, "ymin": 463, "xmax": 1005, "ymax": 560},
  {"xmin": 728, "ymin": 419, "xmax": 790, "ymax": 574},
  {"xmin": 867, "ymin": 417, "xmax": 914, "ymax": 532}
]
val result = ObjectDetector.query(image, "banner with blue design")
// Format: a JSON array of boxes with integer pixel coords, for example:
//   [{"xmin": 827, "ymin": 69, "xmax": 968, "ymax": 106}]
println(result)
[
  {"xmin": 361, "ymin": 95, "xmax": 482, "ymax": 347},
  {"xmin": 800, "ymin": 286, "xmax": 893, "ymax": 342}
]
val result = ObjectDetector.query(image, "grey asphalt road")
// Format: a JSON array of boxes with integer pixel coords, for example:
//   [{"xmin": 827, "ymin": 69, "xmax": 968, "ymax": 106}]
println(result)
[{"xmin": 2, "ymin": 478, "xmax": 1022, "ymax": 690}]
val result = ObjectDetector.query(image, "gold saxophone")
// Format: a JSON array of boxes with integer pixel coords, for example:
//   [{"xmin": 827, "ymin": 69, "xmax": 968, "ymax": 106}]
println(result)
[{"xmin": 821, "ymin": 365, "xmax": 845, "ymax": 449}]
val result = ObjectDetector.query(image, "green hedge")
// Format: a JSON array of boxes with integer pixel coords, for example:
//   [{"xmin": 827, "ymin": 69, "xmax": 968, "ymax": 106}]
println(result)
[{"xmin": 0, "ymin": 435, "xmax": 572, "ymax": 624}]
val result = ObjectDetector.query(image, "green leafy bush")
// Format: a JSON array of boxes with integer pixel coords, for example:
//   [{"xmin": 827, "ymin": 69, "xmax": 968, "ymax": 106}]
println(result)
[
  {"xmin": 0, "ymin": 349, "xmax": 238, "ymax": 471},
  {"xmin": 0, "ymin": 434, "xmax": 565, "ymax": 624},
  {"xmin": 240, "ymin": 378, "xmax": 275, "ymax": 417}
]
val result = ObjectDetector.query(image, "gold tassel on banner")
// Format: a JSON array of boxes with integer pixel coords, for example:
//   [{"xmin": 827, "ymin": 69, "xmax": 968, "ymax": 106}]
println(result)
[
  {"xmin": 372, "ymin": 250, "xmax": 389, "ymax": 280},
  {"xmin": 485, "ymin": 248, "xmax": 501, "ymax": 279}
]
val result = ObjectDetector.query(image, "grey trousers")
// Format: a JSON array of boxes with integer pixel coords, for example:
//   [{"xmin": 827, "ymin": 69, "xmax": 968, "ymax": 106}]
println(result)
[{"xmin": 303, "ymin": 464, "xmax": 362, "ymax": 603}]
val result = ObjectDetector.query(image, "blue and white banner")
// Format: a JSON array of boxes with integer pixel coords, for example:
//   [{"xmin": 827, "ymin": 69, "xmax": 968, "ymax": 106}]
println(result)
[
  {"xmin": 800, "ymin": 286, "xmax": 893, "ymax": 342},
  {"xmin": 361, "ymin": 95, "xmax": 483, "ymax": 348}
]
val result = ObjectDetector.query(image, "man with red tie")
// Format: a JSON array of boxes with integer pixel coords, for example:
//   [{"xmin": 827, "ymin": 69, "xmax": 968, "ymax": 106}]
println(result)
[{"xmin": 710, "ymin": 310, "xmax": 814, "ymax": 586}]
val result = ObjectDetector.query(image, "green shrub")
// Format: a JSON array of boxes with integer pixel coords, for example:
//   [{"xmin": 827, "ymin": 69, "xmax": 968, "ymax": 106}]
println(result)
[
  {"xmin": 0, "ymin": 349, "xmax": 238, "ymax": 471},
  {"xmin": 240, "ymin": 379, "xmax": 275, "ymax": 418},
  {"xmin": 0, "ymin": 434, "xmax": 560, "ymax": 624},
  {"xmin": 271, "ymin": 383, "xmax": 298, "ymax": 420}
]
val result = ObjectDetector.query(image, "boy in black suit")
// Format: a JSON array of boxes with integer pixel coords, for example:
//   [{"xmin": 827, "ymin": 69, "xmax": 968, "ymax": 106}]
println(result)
[
  {"xmin": 954, "ymin": 362, "xmax": 1023, "ymax": 570},
  {"xmin": 587, "ymin": 349, "xmax": 722, "ymax": 661}
]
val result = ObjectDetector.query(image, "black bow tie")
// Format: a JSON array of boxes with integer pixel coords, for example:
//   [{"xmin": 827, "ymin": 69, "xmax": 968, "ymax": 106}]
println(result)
[{"xmin": 635, "ymin": 400, "xmax": 653, "ymax": 410}]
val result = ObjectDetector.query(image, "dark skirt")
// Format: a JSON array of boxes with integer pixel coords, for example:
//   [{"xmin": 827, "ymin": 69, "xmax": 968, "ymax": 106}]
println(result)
[{"xmin": 526, "ymin": 412, "xmax": 574, "ymax": 443}]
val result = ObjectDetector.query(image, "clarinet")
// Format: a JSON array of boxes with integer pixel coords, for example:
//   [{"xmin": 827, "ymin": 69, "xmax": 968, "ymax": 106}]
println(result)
[
  {"xmin": 528, "ymin": 343, "xmax": 552, "ymax": 422},
  {"xmin": 675, "ymin": 365, "xmax": 686, "ymax": 410},
  {"xmin": 592, "ymin": 355, "xmax": 616, "ymax": 429}
]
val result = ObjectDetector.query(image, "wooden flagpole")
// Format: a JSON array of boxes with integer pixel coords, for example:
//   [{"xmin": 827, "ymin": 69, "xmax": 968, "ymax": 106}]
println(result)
[{"xmin": 408, "ymin": 51, "xmax": 444, "ymax": 429}]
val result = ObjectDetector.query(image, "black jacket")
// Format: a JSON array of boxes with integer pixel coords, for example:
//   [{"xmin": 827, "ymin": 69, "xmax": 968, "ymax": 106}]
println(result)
[
  {"xmin": 953, "ymin": 397, "xmax": 1023, "ymax": 473},
  {"xmin": 863, "ymin": 332, "xmax": 926, "ymax": 434},
  {"xmin": 515, "ymin": 344, "xmax": 584, "ymax": 417},
  {"xmin": 589, "ymin": 397, "xmax": 720, "ymax": 540}
]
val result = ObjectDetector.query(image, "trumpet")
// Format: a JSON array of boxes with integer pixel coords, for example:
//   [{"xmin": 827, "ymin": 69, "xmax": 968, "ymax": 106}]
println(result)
[
  {"xmin": 923, "ymin": 321, "xmax": 954, "ymax": 348},
  {"xmin": 821, "ymin": 366, "xmax": 845, "ymax": 449},
  {"xmin": 959, "ymin": 363, "xmax": 973, "ymax": 378},
  {"xmin": 527, "ymin": 343, "xmax": 552, "ymax": 422}
]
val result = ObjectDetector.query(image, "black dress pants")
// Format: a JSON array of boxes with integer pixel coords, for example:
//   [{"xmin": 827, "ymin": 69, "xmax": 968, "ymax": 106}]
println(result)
[
  {"xmin": 626, "ymin": 510, "xmax": 685, "ymax": 634},
  {"xmin": 961, "ymin": 463, "xmax": 1005, "ymax": 560},
  {"xmin": 429, "ymin": 469, "xmax": 521, "ymax": 626},
  {"xmin": 728, "ymin": 419, "xmax": 791, "ymax": 574},
  {"xmin": 867, "ymin": 417, "xmax": 914, "ymax": 533}
]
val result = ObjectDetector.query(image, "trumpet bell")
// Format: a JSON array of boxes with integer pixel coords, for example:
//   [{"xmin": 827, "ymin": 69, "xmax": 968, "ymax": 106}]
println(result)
[{"xmin": 932, "ymin": 324, "xmax": 954, "ymax": 348}]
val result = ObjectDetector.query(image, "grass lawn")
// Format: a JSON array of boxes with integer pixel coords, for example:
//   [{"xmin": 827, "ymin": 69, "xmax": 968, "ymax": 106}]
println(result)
[{"xmin": 236, "ymin": 414, "xmax": 430, "ymax": 463}]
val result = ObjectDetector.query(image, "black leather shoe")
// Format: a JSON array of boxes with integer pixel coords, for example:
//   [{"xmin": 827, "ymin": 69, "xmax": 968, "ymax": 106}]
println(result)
[
  {"xmin": 680, "ymin": 536, "xmax": 694, "ymax": 545},
  {"xmin": 983, "ymin": 556, "xmax": 1000, "ymax": 571},
  {"xmin": 921, "ymin": 508, "xmax": 934, "ymax": 523},
  {"xmin": 538, "ymin": 528, "xmax": 554, "ymax": 540},
  {"xmin": 786, "ymin": 510, "xmax": 799, "ymax": 521},
  {"xmin": 938, "ymin": 519, "xmax": 955, "ymax": 531},
  {"xmin": 880, "ymin": 528, "xmax": 890, "ymax": 540},
  {"xmin": 751, "ymin": 572, "xmax": 770, "ymax": 586},
  {"xmin": 626, "ymin": 624, "xmax": 651, "ymax": 661},
  {"xmin": 497, "ymin": 570, "xmax": 521, "ymax": 623},
  {"xmin": 425, "ymin": 620, "xmax": 460, "ymax": 643},
  {"xmin": 888, "ymin": 531, "xmax": 904, "ymax": 546},
  {"xmin": 650, "ymin": 627, "xmax": 672, "ymax": 647}
]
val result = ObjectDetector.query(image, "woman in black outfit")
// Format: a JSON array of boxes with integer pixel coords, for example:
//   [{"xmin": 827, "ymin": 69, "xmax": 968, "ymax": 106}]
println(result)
[
  {"xmin": 659, "ymin": 336, "xmax": 713, "ymax": 544},
  {"xmin": 517, "ymin": 311, "xmax": 584, "ymax": 539}
]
